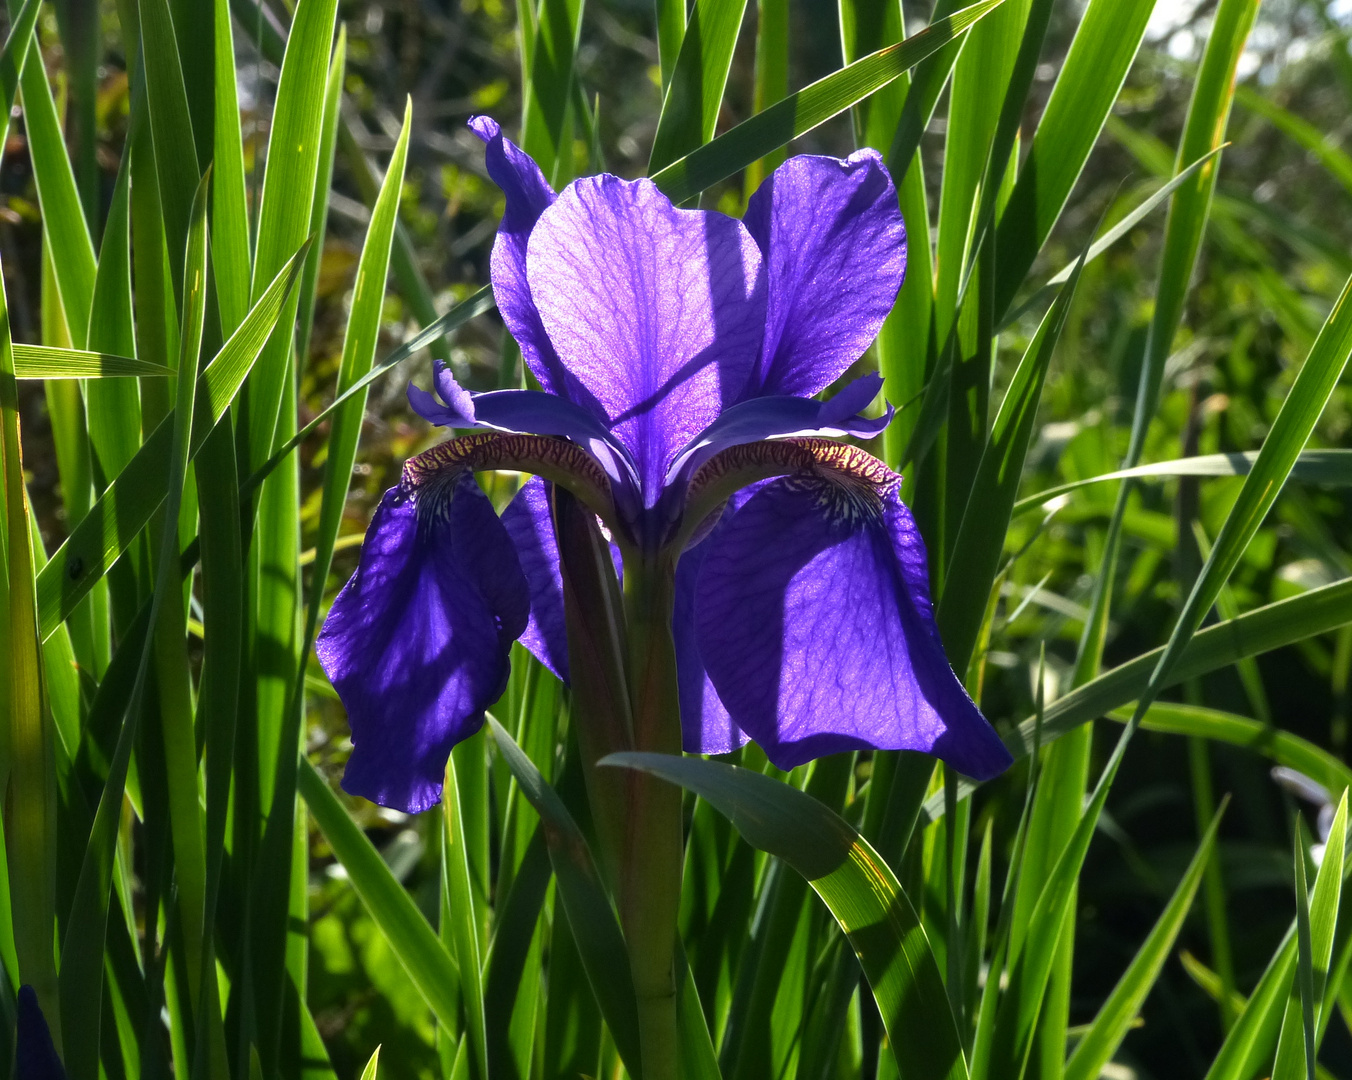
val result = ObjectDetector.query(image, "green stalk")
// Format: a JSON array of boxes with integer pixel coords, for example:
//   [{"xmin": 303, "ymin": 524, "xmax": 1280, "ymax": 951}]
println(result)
[
  {"xmin": 554, "ymin": 489, "xmax": 634, "ymax": 884},
  {"xmin": 619, "ymin": 552, "xmax": 684, "ymax": 1080},
  {"xmin": 0, "ymin": 261, "xmax": 58, "ymax": 1047}
]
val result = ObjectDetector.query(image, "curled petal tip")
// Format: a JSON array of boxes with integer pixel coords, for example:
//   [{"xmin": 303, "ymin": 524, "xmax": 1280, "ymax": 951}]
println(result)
[
  {"xmin": 407, "ymin": 361, "xmax": 476, "ymax": 428},
  {"xmin": 845, "ymin": 146, "xmax": 886, "ymax": 168},
  {"xmin": 467, "ymin": 114, "xmax": 501, "ymax": 142}
]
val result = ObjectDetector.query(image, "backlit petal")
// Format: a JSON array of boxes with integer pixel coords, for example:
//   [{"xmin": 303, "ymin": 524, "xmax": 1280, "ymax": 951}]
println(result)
[
  {"xmin": 674, "ymin": 498, "xmax": 751, "ymax": 756},
  {"xmin": 527, "ymin": 174, "xmax": 765, "ymax": 503},
  {"xmin": 694, "ymin": 479, "xmax": 1011, "ymax": 777},
  {"xmin": 501, "ymin": 477, "xmax": 570, "ymax": 681},
  {"xmin": 316, "ymin": 472, "xmax": 529, "ymax": 812},
  {"xmin": 470, "ymin": 116, "xmax": 599, "ymax": 406},
  {"xmin": 664, "ymin": 372, "xmax": 893, "ymax": 495},
  {"xmin": 743, "ymin": 150, "xmax": 906, "ymax": 398},
  {"xmin": 409, "ymin": 360, "xmax": 641, "ymax": 512}
]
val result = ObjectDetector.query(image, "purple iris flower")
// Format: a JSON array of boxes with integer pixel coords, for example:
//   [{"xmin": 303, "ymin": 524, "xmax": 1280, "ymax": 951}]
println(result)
[{"xmin": 316, "ymin": 116, "xmax": 1012, "ymax": 813}]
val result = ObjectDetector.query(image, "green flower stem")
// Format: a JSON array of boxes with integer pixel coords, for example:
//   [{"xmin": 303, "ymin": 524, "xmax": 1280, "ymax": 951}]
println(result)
[
  {"xmin": 554, "ymin": 485, "xmax": 684, "ymax": 1078},
  {"xmin": 554, "ymin": 489, "xmax": 635, "ymax": 885},
  {"xmin": 618, "ymin": 551, "xmax": 684, "ymax": 1080},
  {"xmin": 0, "ymin": 267, "xmax": 59, "ymax": 1046}
]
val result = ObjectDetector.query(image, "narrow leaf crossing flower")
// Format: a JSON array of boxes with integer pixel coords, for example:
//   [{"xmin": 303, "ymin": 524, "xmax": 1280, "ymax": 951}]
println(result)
[{"xmin": 317, "ymin": 116, "xmax": 1012, "ymax": 812}]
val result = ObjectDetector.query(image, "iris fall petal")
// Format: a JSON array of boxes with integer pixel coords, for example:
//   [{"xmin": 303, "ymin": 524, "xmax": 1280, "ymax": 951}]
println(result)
[
  {"xmin": 694, "ymin": 478, "xmax": 1012, "ymax": 778},
  {"xmin": 316, "ymin": 472, "xmax": 529, "ymax": 812}
]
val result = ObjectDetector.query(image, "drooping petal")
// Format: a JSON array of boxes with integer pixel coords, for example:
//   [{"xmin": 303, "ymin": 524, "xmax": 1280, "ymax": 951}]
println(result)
[
  {"xmin": 409, "ymin": 360, "xmax": 641, "ymax": 512},
  {"xmin": 743, "ymin": 150, "xmax": 906, "ymax": 399},
  {"xmin": 674, "ymin": 501, "xmax": 750, "ymax": 756},
  {"xmin": 663, "ymin": 372, "xmax": 894, "ymax": 495},
  {"xmin": 316, "ymin": 471, "xmax": 530, "ymax": 812},
  {"xmin": 501, "ymin": 476, "xmax": 569, "ymax": 681},
  {"xmin": 17, "ymin": 987, "xmax": 67, "ymax": 1080},
  {"xmin": 527, "ymin": 174, "xmax": 766, "ymax": 504},
  {"xmin": 498, "ymin": 476, "xmax": 627, "ymax": 685},
  {"xmin": 694, "ymin": 478, "xmax": 1011, "ymax": 778},
  {"xmin": 470, "ymin": 116, "xmax": 598, "ymax": 406}
]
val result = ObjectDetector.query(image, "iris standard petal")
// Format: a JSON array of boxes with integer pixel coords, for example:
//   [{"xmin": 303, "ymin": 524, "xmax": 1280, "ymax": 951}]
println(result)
[
  {"xmin": 501, "ymin": 476, "xmax": 570, "ymax": 681},
  {"xmin": 470, "ymin": 116, "xmax": 598, "ymax": 406},
  {"xmin": 526, "ymin": 174, "xmax": 766, "ymax": 503},
  {"xmin": 316, "ymin": 471, "xmax": 530, "ymax": 812},
  {"xmin": 674, "ymin": 505, "xmax": 750, "ymax": 756},
  {"xmin": 743, "ymin": 150, "xmax": 906, "ymax": 399},
  {"xmin": 693, "ymin": 478, "xmax": 1012, "ymax": 778},
  {"xmin": 409, "ymin": 360, "xmax": 642, "ymax": 509},
  {"xmin": 663, "ymin": 372, "xmax": 894, "ymax": 494}
]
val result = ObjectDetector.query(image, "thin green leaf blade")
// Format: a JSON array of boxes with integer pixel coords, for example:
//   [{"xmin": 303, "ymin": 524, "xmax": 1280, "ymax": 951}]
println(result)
[
  {"xmin": 521, "ymin": 0, "xmax": 585, "ymax": 182},
  {"xmin": 603, "ymin": 752, "xmax": 969, "ymax": 1080},
  {"xmin": 1140, "ymin": 267, "xmax": 1352, "ymax": 709},
  {"xmin": 443, "ymin": 751, "xmax": 489, "ymax": 1080},
  {"xmin": 939, "ymin": 246, "xmax": 1086, "ymax": 675},
  {"xmin": 1063, "ymin": 802, "xmax": 1227, "ymax": 1080},
  {"xmin": 13, "ymin": 6, "xmax": 96, "ymax": 346},
  {"xmin": 302, "ymin": 97, "xmax": 412, "ymax": 651},
  {"xmin": 1013, "ymin": 450, "xmax": 1352, "ymax": 515},
  {"xmin": 243, "ymin": 0, "xmax": 338, "ymax": 470},
  {"xmin": 12, "ymin": 344, "xmax": 171, "ymax": 379},
  {"xmin": 487, "ymin": 716, "xmax": 644, "ymax": 1079},
  {"xmin": 997, "ymin": 146, "xmax": 1226, "ymax": 331},
  {"xmin": 923, "ymin": 575, "xmax": 1352, "ymax": 817},
  {"xmin": 212, "ymin": 0, "xmax": 251, "ymax": 333},
  {"xmin": 649, "ymin": 0, "xmax": 750, "ymax": 174},
  {"xmin": 240, "ymin": 285, "xmax": 496, "ymax": 498},
  {"xmin": 992, "ymin": 0, "xmax": 1155, "ymax": 317},
  {"xmin": 297, "ymin": 759, "xmax": 463, "ymax": 1030},
  {"xmin": 34, "ymin": 242, "xmax": 311, "ymax": 639},
  {"xmin": 649, "ymin": 0, "xmax": 1006, "ymax": 205},
  {"xmin": 58, "ymin": 167, "xmax": 211, "ymax": 1080}
]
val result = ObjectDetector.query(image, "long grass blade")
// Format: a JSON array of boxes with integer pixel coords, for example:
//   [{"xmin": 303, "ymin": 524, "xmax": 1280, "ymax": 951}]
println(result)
[
  {"xmin": 12, "ymin": 345, "xmax": 170, "ymax": 379},
  {"xmin": 939, "ymin": 244, "xmax": 1086, "ymax": 676},
  {"xmin": 57, "ymin": 169, "xmax": 210, "ymax": 1080},
  {"xmin": 997, "ymin": 146, "xmax": 1225, "ymax": 331},
  {"xmin": 605, "ymin": 752, "xmax": 970, "ymax": 1080},
  {"xmin": 649, "ymin": 0, "xmax": 749, "ymax": 174},
  {"xmin": 991, "ymin": 0, "xmax": 1155, "ymax": 317},
  {"xmin": 297, "ymin": 760, "xmax": 464, "ymax": 1030},
  {"xmin": 923, "ymin": 575, "xmax": 1352, "ymax": 816},
  {"xmin": 1013, "ymin": 450, "xmax": 1352, "ymax": 515},
  {"xmin": 13, "ymin": 0, "xmax": 96, "ymax": 347},
  {"xmin": 488, "ymin": 717, "xmax": 644, "ymax": 1078},
  {"xmin": 35, "ymin": 243, "xmax": 311, "ymax": 639},
  {"xmin": 649, "ymin": 0, "xmax": 1006, "ymax": 204},
  {"xmin": 1063, "ymin": 801, "xmax": 1227, "ymax": 1080},
  {"xmin": 301, "ymin": 98, "xmax": 412, "ymax": 663},
  {"xmin": 0, "ymin": 254, "xmax": 56, "ymax": 1045}
]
